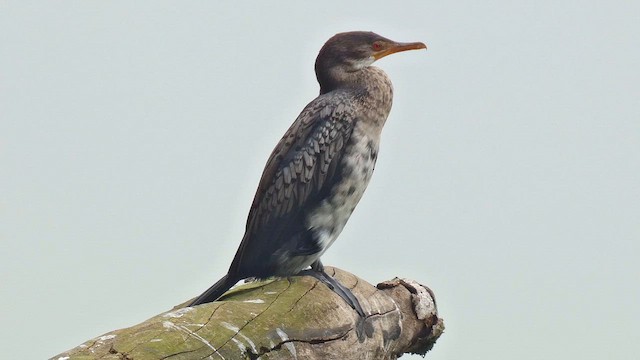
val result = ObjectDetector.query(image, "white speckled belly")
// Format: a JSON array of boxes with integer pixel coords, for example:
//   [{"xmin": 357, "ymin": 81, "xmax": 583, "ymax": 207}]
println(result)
[{"xmin": 306, "ymin": 128, "xmax": 378, "ymax": 259}]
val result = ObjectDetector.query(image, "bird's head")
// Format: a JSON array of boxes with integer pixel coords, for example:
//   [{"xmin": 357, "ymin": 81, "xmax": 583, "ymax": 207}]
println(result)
[{"xmin": 315, "ymin": 31, "xmax": 426, "ymax": 93}]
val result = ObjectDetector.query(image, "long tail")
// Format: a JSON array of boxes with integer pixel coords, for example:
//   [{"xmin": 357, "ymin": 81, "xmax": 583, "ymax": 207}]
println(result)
[{"xmin": 189, "ymin": 274, "xmax": 238, "ymax": 306}]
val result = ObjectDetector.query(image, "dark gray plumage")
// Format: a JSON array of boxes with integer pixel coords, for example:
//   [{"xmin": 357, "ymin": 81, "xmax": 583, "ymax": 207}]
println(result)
[{"xmin": 190, "ymin": 31, "xmax": 426, "ymax": 307}]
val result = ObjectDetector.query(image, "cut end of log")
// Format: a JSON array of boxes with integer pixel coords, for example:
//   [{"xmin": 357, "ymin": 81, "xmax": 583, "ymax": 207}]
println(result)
[{"xmin": 377, "ymin": 277, "xmax": 445, "ymax": 356}]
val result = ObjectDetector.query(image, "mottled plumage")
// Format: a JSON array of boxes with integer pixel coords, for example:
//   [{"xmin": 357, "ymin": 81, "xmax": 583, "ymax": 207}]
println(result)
[{"xmin": 190, "ymin": 31, "xmax": 426, "ymax": 307}]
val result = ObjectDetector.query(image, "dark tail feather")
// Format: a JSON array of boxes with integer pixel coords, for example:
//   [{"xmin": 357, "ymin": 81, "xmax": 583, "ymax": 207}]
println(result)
[{"xmin": 189, "ymin": 274, "xmax": 238, "ymax": 306}]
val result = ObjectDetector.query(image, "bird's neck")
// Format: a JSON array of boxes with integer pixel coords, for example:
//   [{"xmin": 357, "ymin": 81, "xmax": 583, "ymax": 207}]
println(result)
[
  {"xmin": 319, "ymin": 66, "xmax": 394, "ymax": 131},
  {"xmin": 317, "ymin": 66, "xmax": 392, "ymax": 96},
  {"xmin": 358, "ymin": 67, "xmax": 394, "ymax": 130}
]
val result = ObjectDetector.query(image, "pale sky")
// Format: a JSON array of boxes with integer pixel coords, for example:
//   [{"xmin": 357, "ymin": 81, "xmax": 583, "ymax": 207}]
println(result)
[{"xmin": 1, "ymin": 1, "xmax": 639, "ymax": 359}]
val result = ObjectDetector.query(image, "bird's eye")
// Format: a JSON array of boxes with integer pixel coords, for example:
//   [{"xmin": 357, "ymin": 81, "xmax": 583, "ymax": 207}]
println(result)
[{"xmin": 372, "ymin": 42, "xmax": 383, "ymax": 51}]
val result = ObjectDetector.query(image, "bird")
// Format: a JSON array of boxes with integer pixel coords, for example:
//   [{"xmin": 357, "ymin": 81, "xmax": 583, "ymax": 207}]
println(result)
[{"xmin": 190, "ymin": 31, "xmax": 426, "ymax": 312}]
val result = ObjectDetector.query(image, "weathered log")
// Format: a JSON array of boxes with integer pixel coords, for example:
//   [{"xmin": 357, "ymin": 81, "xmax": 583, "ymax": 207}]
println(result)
[{"xmin": 52, "ymin": 267, "xmax": 444, "ymax": 359}]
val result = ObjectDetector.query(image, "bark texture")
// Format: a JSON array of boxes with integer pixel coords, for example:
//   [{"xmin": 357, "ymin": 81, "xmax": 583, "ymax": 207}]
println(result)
[{"xmin": 52, "ymin": 267, "xmax": 444, "ymax": 360}]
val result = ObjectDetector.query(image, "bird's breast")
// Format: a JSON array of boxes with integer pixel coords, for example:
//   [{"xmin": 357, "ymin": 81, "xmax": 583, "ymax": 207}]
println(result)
[{"xmin": 306, "ymin": 124, "xmax": 380, "ymax": 253}]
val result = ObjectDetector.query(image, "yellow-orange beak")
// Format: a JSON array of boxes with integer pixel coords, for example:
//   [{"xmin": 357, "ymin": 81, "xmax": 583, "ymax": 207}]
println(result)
[{"xmin": 373, "ymin": 41, "xmax": 427, "ymax": 60}]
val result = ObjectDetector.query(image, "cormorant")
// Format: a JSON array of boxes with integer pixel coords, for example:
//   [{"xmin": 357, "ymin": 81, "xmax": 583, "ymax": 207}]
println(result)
[{"xmin": 190, "ymin": 31, "xmax": 426, "ymax": 313}]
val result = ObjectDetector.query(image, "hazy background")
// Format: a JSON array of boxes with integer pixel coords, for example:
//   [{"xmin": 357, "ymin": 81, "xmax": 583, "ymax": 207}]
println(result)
[{"xmin": 2, "ymin": 1, "xmax": 638, "ymax": 359}]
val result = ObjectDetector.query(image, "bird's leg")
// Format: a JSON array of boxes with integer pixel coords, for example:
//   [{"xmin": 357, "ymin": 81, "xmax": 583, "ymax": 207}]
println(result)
[
  {"xmin": 300, "ymin": 260, "xmax": 366, "ymax": 318},
  {"xmin": 310, "ymin": 259, "xmax": 325, "ymax": 272}
]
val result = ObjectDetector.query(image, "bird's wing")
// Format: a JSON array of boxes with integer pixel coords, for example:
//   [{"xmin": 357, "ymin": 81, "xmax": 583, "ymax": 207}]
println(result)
[{"xmin": 229, "ymin": 92, "xmax": 356, "ymax": 276}]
